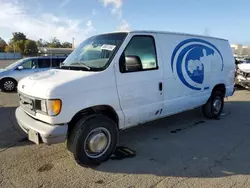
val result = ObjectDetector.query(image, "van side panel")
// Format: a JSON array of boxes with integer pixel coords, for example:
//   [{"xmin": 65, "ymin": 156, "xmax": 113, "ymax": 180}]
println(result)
[
  {"xmin": 206, "ymin": 39, "xmax": 235, "ymax": 95},
  {"xmin": 157, "ymin": 33, "xmax": 234, "ymax": 117},
  {"xmin": 113, "ymin": 32, "xmax": 164, "ymax": 129}
]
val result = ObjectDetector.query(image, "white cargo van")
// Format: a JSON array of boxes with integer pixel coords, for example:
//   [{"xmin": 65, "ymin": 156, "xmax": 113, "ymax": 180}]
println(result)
[{"xmin": 15, "ymin": 31, "xmax": 235, "ymax": 166}]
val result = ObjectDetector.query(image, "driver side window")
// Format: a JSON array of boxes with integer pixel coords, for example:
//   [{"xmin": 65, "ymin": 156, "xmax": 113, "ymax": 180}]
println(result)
[
  {"xmin": 120, "ymin": 35, "xmax": 158, "ymax": 73},
  {"xmin": 22, "ymin": 59, "xmax": 38, "ymax": 69}
]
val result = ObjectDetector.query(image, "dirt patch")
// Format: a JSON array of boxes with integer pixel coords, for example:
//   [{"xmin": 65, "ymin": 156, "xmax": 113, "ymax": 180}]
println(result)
[{"xmin": 37, "ymin": 163, "xmax": 54, "ymax": 172}]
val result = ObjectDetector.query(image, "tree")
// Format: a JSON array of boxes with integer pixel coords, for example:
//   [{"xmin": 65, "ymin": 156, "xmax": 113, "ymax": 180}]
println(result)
[
  {"xmin": 24, "ymin": 40, "xmax": 38, "ymax": 55},
  {"xmin": 4, "ymin": 32, "xmax": 38, "ymax": 55},
  {"xmin": 48, "ymin": 37, "xmax": 62, "ymax": 48},
  {"xmin": 5, "ymin": 44, "xmax": 14, "ymax": 52},
  {"xmin": 0, "ymin": 37, "xmax": 7, "ymax": 52},
  {"xmin": 36, "ymin": 38, "xmax": 49, "ymax": 47},
  {"xmin": 14, "ymin": 40, "xmax": 25, "ymax": 54},
  {"xmin": 36, "ymin": 38, "xmax": 44, "ymax": 47},
  {"xmin": 37, "ymin": 37, "xmax": 72, "ymax": 48},
  {"xmin": 62, "ymin": 42, "xmax": 72, "ymax": 48},
  {"xmin": 5, "ymin": 32, "xmax": 26, "ymax": 53},
  {"xmin": 5, "ymin": 41, "xmax": 25, "ymax": 53},
  {"xmin": 12, "ymin": 32, "xmax": 27, "ymax": 42}
]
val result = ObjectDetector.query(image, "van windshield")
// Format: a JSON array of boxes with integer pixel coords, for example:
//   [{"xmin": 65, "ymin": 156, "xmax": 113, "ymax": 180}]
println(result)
[{"xmin": 62, "ymin": 33, "xmax": 128, "ymax": 71}]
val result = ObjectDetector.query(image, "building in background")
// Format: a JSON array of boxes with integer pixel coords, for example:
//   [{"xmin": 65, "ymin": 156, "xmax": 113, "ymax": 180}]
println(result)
[
  {"xmin": 231, "ymin": 44, "xmax": 250, "ymax": 57},
  {"xmin": 38, "ymin": 47, "xmax": 74, "ymax": 57}
]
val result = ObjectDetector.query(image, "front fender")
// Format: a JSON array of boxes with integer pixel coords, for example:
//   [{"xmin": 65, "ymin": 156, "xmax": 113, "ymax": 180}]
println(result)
[{"xmin": 49, "ymin": 87, "xmax": 125, "ymax": 128}]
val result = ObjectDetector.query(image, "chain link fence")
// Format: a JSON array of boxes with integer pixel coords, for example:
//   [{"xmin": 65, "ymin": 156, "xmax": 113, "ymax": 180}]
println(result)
[{"xmin": 0, "ymin": 52, "xmax": 22, "ymax": 60}]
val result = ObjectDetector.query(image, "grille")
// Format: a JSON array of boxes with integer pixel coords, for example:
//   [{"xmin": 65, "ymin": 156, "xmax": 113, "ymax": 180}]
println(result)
[
  {"xmin": 245, "ymin": 73, "xmax": 250, "ymax": 78},
  {"xmin": 19, "ymin": 93, "xmax": 36, "ymax": 115}
]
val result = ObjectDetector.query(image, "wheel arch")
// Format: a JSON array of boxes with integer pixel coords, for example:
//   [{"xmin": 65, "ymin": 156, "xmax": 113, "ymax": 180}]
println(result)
[
  {"xmin": 67, "ymin": 105, "xmax": 119, "ymax": 137},
  {"xmin": 212, "ymin": 83, "xmax": 226, "ymax": 97},
  {"xmin": 202, "ymin": 83, "xmax": 225, "ymax": 119},
  {"xmin": 1, "ymin": 76, "xmax": 18, "ymax": 83}
]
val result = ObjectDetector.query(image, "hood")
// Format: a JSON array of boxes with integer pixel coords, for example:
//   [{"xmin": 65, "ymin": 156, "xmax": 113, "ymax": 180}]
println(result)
[
  {"xmin": 18, "ymin": 69, "xmax": 98, "ymax": 98},
  {"xmin": 0, "ymin": 69, "xmax": 6, "ymax": 73},
  {"xmin": 238, "ymin": 63, "xmax": 250, "ymax": 73}
]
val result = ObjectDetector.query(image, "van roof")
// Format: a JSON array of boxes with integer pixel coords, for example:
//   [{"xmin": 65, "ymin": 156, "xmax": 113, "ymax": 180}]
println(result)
[{"xmin": 102, "ymin": 30, "xmax": 228, "ymax": 41}]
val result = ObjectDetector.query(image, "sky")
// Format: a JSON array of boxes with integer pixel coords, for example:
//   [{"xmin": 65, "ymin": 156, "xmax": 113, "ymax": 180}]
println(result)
[{"xmin": 0, "ymin": 0, "xmax": 250, "ymax": 45}]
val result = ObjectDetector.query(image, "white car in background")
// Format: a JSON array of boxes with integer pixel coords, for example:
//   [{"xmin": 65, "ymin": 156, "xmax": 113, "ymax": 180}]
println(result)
[
  {"xmin": 235, "ymin": 60, "xmax": 250, "ymax": 89},
  {"xmin": 0, "ymin": 56, "xmax": 66, "ymax": 92}
]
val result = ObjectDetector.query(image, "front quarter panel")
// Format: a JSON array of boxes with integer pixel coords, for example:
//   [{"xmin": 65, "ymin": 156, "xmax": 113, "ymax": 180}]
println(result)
[{"xmin": 47, "ymin": 67, "xmax": 125, "ymax": 129}]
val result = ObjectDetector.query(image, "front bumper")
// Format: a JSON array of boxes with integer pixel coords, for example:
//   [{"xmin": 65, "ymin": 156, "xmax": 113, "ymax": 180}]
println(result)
[
  {"xmin": 15, "ymin": 107, "xmax": 68, "ymax": 145},
  {"xmin": 236, "ymin": 80, "xmax": 250, "ymax": 84},
  {"xmin": 235, "ymin": 76, "xmax": 250, "ymax": 88}
]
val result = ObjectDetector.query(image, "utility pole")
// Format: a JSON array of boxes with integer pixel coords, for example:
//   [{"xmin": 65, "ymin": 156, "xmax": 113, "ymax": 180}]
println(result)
[
  {"xmin": 204, "ymin": 28, "xmax": 211, "ymax": 36},
  {"xmin": 72, "ymin": 37, "xmax": 75, "ymax": 49}
]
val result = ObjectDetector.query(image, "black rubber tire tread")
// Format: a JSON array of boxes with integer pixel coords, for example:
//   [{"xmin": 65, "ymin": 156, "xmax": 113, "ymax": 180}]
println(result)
[
  {"xmin": 1, "ymin": 78, "xmax": 17, "ymax": 92},
  {"xmin": 202, "ymin": 90, "xmax": 224, "ymax": 119},
  {"xmin": 67, "ymin": 114, "xmax": 118, "ymax": 167}
]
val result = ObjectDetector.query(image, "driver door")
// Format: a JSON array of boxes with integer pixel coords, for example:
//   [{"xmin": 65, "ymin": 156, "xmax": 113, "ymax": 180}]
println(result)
[
  {"xmin": 115, "ymin": 34, "xmax": 164, "ymax": 128},
  {"xmin": 14, "ymin": 59, "xmax": 39, "ymax": 81}
]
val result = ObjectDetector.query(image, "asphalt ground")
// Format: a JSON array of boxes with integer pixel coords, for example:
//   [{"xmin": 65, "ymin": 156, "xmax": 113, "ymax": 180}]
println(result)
[{"xmin": 1, "ymin": 60, "xmax": 250, "ymax": 188}]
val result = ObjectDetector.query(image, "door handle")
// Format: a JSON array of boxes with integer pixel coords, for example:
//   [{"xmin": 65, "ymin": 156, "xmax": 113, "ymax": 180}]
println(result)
[{"xmin": 159, "ymin": 82, "xmax": 163, "ymax": 91}]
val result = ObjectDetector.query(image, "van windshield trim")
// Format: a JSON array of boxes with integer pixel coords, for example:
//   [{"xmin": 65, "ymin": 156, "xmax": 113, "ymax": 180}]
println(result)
[{"xmin": 61, "ymin": 32, "xmax": 128, "ymax": 71}]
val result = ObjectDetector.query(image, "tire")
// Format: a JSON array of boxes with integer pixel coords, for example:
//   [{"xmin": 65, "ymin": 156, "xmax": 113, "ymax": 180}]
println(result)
[
  {"xmin": 67, "ymin": 114, "xmax": 119, "ymax": 167},
  {"xmin": 202, "ymin": 90, "xmax": 224, "ymax": 119},
  {"xmin": 1, "ymin": 78, "xmax": 17, "ymax": 92}
]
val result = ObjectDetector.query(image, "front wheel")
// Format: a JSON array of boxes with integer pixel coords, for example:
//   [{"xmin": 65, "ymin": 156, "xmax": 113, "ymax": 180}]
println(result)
[
  {"xmin": 67, "ymin": 114, "xmax": 119, "ymax": 167},
  {"xmin": 1, "ymin": 78, "xmax": 17, "ymax": 92},
  {"xmin": 202, "ymin": 90, "xmax": 224, "ymax": 119}
]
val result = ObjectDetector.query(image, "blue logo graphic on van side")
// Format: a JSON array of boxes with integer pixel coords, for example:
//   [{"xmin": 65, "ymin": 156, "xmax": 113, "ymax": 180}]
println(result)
[{"xmin": 171, "ymin": 38, "xmax": 224, "ymax": 90}]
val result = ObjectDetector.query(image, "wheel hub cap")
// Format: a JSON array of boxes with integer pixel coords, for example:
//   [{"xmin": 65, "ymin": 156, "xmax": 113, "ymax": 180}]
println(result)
[
  {"xmin": 4, "ymin": 81, "xmax": 14, "ymax": 91},
  {"xmin": 84, "ymin": 127, "xmax": 111, "ymax": 158},
  {"xmin": 213, "ymin": 97, "xmax": 222, "ymax": 114},
  {"xmin": 88, "ymin": 132, "xmax": 108, "ymax": 153}
]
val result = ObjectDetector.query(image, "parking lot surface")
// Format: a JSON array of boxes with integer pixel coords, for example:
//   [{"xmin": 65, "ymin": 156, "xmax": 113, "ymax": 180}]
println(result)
[{"xmin": 1, "ymin": 61, "xmax": 250, "ymax": 188}]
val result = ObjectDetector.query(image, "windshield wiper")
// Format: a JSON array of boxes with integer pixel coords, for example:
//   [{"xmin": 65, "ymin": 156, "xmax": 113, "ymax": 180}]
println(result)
[
  {"xmin": 68, "ymin": 62, "xmax": 91, "ymax": 70},
  {"xmin": 77, "ymin": 61, "xmax": 91, "ymax": 70}
]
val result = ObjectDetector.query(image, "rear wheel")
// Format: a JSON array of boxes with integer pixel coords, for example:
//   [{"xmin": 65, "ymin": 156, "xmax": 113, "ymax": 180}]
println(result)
[
  {"xmin": 1, "ymin": 78, "xmax": 17, "ymax": 92},
  {"xmin": 202, "ymin": 90, "xmax": 224, "ymax": 119},
  {"xmin": 67, "ymin": 114, "xmax": 118, "ymax": 167}
]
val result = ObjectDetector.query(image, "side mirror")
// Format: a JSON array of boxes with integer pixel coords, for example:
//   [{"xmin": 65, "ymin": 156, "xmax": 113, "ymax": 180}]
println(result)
[
  {"xmin": 17, "ymin": 66, "xmax": 23, "ymax": 70},
  {"xmin": 120, "ymin": 55, "xmax": 143, "ymax": 72},
  {"xmin": 60, "ymin": 62, "xmax": 64, "ymax": 67}
]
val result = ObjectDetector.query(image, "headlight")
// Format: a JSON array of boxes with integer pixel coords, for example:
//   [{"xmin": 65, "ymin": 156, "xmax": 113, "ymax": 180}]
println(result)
[
  {"xmin": 40, "ymin": 100, "xmax": 47, "ymax": 113},
  {"xmin": 47, "ymin": 99, "xmax": 62, "ymax": 116},
  {"xmin": 35, "ymin": 99, "xmax": 62, "ymax": 116}
]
